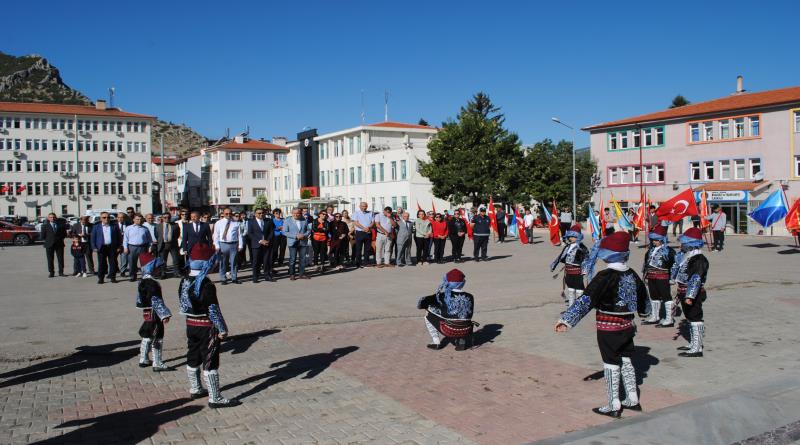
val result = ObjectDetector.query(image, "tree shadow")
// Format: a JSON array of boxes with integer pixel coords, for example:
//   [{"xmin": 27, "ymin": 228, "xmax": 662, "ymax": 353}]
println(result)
[
  {"xmin": 221, "ymin": 346, "xmax": 359, "ymax": 401},
  {"xmin": 0, "ymin": 340, "xmax": 139, "ymax": 389},
  {"xmin": 744, "ymin": 243, "xmax": 780, "ymax": 248},
  {"xmin": 29, "ymin": 398, "xmax": 203, "ymax": 445},
  {"xmin": 472, "ymin": 323, "xmax": 503, "ymax": 347},
  {"xmin": 221, "ymin": 328, "xmax": 281, "ymax": 355}
]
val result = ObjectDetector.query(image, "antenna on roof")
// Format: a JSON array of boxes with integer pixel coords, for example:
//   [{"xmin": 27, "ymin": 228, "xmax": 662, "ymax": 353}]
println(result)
[
  {"xmin": 108, "ymin": 87, "xmax": 115, "ymax": 108},
  {"xmin": 384, "ymin": 90, "xmax": 389, "ymax": 122}
]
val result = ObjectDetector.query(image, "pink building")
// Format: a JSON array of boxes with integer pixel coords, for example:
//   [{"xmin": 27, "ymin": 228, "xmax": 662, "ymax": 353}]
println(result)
[{"xmin": 584, "ymin": 81, "xmax": 800, "ymax": 235}]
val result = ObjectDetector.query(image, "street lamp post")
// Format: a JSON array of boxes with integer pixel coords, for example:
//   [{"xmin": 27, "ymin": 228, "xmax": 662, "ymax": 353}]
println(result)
[{"xmin": 551, "ymin": 117, "xmax": 577, "ymax": 218}]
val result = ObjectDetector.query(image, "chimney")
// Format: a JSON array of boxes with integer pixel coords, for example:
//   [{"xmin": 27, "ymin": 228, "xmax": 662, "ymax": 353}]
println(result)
[
  {"xmin": 234, "ymin": 135, "xmax": 245, "ymax": 144},
  {"xmin": 736, "ymin": 75, "xmax": 744, "ymax": 94},
  {"xmin": 95, "ymin": 99, "xmax": 107, "ymax": 110},
  {"xmin": 272, "ymin": 136, "xmax": 287, "ymax": 146}
]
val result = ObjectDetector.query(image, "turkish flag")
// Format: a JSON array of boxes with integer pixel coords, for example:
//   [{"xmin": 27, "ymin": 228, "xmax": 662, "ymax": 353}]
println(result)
[
  {"xmin": 549, "ymin": 200, "xmax": 561, "ymax": 245},
  {"xmin": 461, "ymin": 209, "xmax": 473, "ymax": 240},
  {"xmin": 16, "ymin": 185, "xmax": 26, "ymax": 194},
  {"xmin": 0, "ymin": 184, "xmax": 8, "ymax": 194},
  {"xmin": 515, "ymin": 206, "xmax": 528, "ymax": 244},
  {"xmin": 417, "ymin": 201, "xmax": 423, "ymax": 212},
  {"xmin": 699, "ymin": 190, "xmax": 711, "ymax": 229},
  {"xmin": 488, "ymin": 197, "xmax": 498, "ymax": 233},
  {"xmin": 656, "ymin": 188, "xmax": 698, "ymax": 222},
  {"xmin": 785, "ymin": 198, "xmax": 800, "ymax": 232}
]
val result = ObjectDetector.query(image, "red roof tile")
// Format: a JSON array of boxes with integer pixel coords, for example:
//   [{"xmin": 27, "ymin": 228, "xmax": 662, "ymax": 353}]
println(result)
[
  {"xmin": 206, "ymin": 139, "xmax": 289, "ymax": 152},
  {"xmin": 367, "ymin": 121, "xmax": 434, "ymax": 130},
  {"xmin": 0, "ymin": 102, "xmax": 155, "ymax": 119},
  {"xmin": 584, "ymin": 86, "xmax": 800, "ymax": 131},
  {"xmin": 151, "ymin": 157, "xmax": 179, "ymax": 165}
]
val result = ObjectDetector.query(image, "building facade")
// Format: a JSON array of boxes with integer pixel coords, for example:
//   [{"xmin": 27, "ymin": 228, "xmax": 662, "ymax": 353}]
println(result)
[
  {"xmin": 0, "ymin": 101, "xmax": 156, "ymax": 218},
  {"xmin": 585, "ymin": 82, "xmax": 800, "ymax": 235},
  {"xmin": 175, "ymin": 154, "xmax": 209, "ymax": 211},
  {"xmin": 272, "ymin": 121, "xmax": 447, "ymax": 214},
  {"xmin": 205, "ymin": 136, "xmax": 289, "ymax": 211}
]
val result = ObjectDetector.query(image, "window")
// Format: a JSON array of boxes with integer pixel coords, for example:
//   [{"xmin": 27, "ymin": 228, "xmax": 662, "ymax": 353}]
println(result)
[
  {"xmin": 795, "ymin": 111, "xmax": 800, "ymax": 133},
  {"xmin": 609, "ymin": 169, "xmax": 619, "ymax": 185},
  {"xmin": 749, "ymin": 116, "xmax": 759, "ymax": 137},
  {"xmin": 320, "ymin": 171, "xmax": 325, "ymax": 186},
  {"xmin": 620, "ymin": 132, "xmax": 628, "ymax": 149},
  {"xmin": 226, "ymin": 170, "xmax": 241, "ymax": 180},
  {"xmin": 401, "ymin": 196, "xmax": 407, "ymax": 209},
  {"xmin": 349, "ymin": 167, "xmax": 355, "ymax": 184},
  {"xmin": 379, "ymin": 163, "xmax": 385, "ymax": 181},
  {"xmin": 226, "ymin": 188, "xmax": 242, "ymax": 198},
  {"xmin": 391, "ymin": 196, "xmax": 398, "ymax": 209},
  {"xmin": 643, "ymin": 128, "xmax": 653, "ymax": 146},
  {"xmin": 734, "ymin": 117, "xmax": 745, "ymax": 138},
  {"xmin": 749, "ymin": 158, "xmax": 761, "ymax": 179},
  {"xmin": 632, "ymin": 166, "xmax": 641, "ymax": 183},
  {"xmin": 252, "ymin": 170, "xmax": 266, "ymax": 179},
  {"xmin": 690, "ymin": 162, "xmax": 701, "ymax": 181},
  {"xmin": 703, "ymin": 122, "xmax": 714, "ymax": 141},
  {"xmin": 608, "ymin": 133, "xmax": 618, "ymax": 150},
  {"xmin": 335, "ymin": 169, "xmax": 340, "ymax": 186},
  {"xmin": 252, "ymin": 152, "xmax": 266, "ymax": 161},
  {"xmin": 703, "ymin": 161, "xmax": 714, "ymax": 180},
  {"xmin": 370, "ymin": 164, "xmax": 376, "ymax": 182},
  {"xmin": 795, "ymin": 155, "xmax": 800, "ymax": 176},
  {"xmin": 225, "ymin": 151, "xmax": 241, "ymax": 161},
  {"xmin": 357, "ymin": 166, "xmax": 363, "ymax": 184},
  {"xmin": 391, "ymin": 161, "xmax": 397, "ymax": 180},
  {"xmin": 252, "ymin": 188, "xmax": 266, "ymax": 196},
  {"xmin": 349, "ymin": 138, "xmax": 354, "ymax": 155},
  {"xmin": 690, "ymin": 124, "xmax": 700, "ymax": 142},
  {"xmin": 719, "ymin": 120, "xmax": 730, "ymax": 139},
  {"xmin": 619, "ymin": 167, "xmax": 630, "ymax": 184},
  {"xmin": 734, "ymin": 159, "xmax": 745, "ymax": 179},
  {"xmin": 400, "ymin": 160, "xmax": 407, "ymax": 180},
  {"xmin": 719, "ymin": 160, "xmax": 731, "ymax": 180}
]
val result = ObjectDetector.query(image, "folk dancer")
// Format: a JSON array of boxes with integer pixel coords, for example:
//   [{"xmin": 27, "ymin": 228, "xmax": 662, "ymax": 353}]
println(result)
[
  {"xmin": 417, "ymin": 269, "xmax": 476, "ymax": 351},
  {"xmin": 136, "ymin": 252, "xmax": 171, "ymax": 371},
  {"xmin": 555, "ymin": 231, "xmax": 649, "ymax": 418},
  {"xmin": 641, "ymin": 224, "xmax": 677, "ymax": 327},
  {"xmin": 549, "ymin": 224, "xmax": 589, "ymax": 307},
  {"xmin": 671, "ymin": 228, "xmax": 710, "ymax": 358},
  {"xmin": 178, "ymin": 243, "xmax": 239, "ymax": 408}
]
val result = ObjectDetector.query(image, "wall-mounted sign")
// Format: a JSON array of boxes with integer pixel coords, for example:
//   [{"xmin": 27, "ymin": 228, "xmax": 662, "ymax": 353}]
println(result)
[
  {"xmin": 230, "ymin": 198, "xmax": 240, "ymax": 204},
  {"xmin": 695, "ymin": 190, "xmax": 748, "ymax": 202}
]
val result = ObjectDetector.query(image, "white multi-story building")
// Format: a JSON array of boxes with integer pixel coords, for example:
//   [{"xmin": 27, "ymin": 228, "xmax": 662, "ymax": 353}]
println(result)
[
  {"xmin": 175, "ymin": 154, "xmax": 209, "ymax": 210},
  {"xmin": 206, "ymin": 136, "xmax": 289, "ymax": 210},
  {"xmin": 0, "ymin": 101, "xmax": 156, "ymax": 218},
  {"xmin": 272, "ymin": 121, "xmax": 446, "ymax": 214}
]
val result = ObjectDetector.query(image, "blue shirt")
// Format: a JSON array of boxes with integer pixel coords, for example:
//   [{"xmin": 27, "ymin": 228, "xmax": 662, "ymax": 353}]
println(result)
[
  {"xmin": 123, "ymin": 224, "xmax": 153, "ymax": 249},
  {"xmin": 352, "ymin": 210, "xmax": 374, "ymax": 232},
  {"xmin": 273, "ymin": 218, "xmax": 284, "ymax": 237}
]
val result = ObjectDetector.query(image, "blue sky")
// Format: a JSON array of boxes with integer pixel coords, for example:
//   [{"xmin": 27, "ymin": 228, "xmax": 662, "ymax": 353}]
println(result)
[{"xmin": 4, "ymin": 0, "xmax": 798, "ymax": 147}]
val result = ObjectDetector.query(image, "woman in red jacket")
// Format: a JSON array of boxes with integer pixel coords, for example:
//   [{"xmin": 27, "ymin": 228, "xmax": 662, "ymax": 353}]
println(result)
[{"xmin": 430, "ymin": 213, "xmax": 449, "ymax": 264}]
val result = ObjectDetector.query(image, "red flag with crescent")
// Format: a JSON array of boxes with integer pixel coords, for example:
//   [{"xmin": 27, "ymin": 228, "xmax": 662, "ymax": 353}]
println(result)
[
  {"xmin": 460, "ymin": 208, "xmax": 473, "ymax": 240},
  {"xmin": 487, "ymin": 197, "xmax": 498, "ymax": 233},
  {"xmin": 549, "ymin": 200, "xmax": 561, "ymax": 245},
  {"xmin": 785, "ymin": 198, "xmax": 800, "ymax": 232},
  {"xmin": 515, "ymin": 206, "xmax": 529, "ymax": 244},
  {"xmin": 656, "ymin": 188, "xmax": 698, "ymax": 222}
]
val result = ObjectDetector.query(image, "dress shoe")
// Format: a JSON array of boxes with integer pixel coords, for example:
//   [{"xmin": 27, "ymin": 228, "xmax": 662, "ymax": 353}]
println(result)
[
  {"xmin": 677, "ymin": 346, "xmax": 691, "ymax": 351},
  {"xmin": 623, "ymin": 403, "xmax": 643, "ymax": 412},
  {"xmin": 427, "ymin": 343, "xmax": 443, "ymax": 350},
  {"xmin": 591, "ymin": 407, "xmax": 622, "ymax": 418},
  {"xmin": 654, "ymin": 323, "xmax": 674, "ymax": 328},
  {"xmin": 299, "ymin": 275, "xmax": 310, "ymax": 280},
  {"xmin": 220, "ymin": 280, "xmax": 228, "ymax": 285},
  {"xmin": 233, "ymin": 279, "xmax": 241, "ymax": 284},
  {"xmin": 290, "ymin": 276, "xmax": 297, "ymax": 281},
  {"xmin": 110, "ymin": 278, "xmax": 118, "ymax": 283},
  {"xmin": 97, "ymin": 279, "xmax": 104, "ymax": 285},
  {"xmin": 58, "ymin": 273, "xmax": 67, "ymax": 277},
  {"xmin": 678, "ymin": 351, "xmax": 703, "ymax": 358},
  {"xmin": 48, "ymin": 273, "xmax": 55, "ymax": 278},
  {"xmin": 252, "ymin": 278, "xmax": 259, "ymax": 284}
]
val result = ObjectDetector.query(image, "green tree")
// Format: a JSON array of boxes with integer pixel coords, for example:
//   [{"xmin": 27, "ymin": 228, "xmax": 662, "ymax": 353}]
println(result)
[
  {"xmin": 300, "ymin": 189, "xmax": 312, "ymax": 199},
  {"xmin": 669, "ymin": 95, "xmax": 690, "ymax": 108},
  {"xmin": 523, "ymin": 139, "xmax": 598, "ymax": 218},
  {"xmin": 417, "ymin": 118, "xmax": 429, "ymax": 126},
  {"xmin": 253, "ymin": 193, "xmax": 270, "ymax": 211},
  {"xmin": 420, "ymin": 92, "xmax": 528, "ymax": 207}
]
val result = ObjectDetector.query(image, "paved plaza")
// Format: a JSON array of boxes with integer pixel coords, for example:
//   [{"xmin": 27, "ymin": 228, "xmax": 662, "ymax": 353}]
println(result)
[{"xmin": 1, "ymin": 231, "xmax": 799, "ymax": 444}]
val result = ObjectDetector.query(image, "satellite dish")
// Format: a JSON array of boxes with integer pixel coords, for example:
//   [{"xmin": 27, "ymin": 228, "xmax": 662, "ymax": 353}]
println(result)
[{"xmin": 753, "ymin": 171, "xmax": 764, "ymax": 182}]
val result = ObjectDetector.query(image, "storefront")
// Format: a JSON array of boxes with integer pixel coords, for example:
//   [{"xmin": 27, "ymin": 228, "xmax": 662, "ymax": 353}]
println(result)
[{"xmin": 694, "ymin": 181, "xmax": 773, "ymax": 234}]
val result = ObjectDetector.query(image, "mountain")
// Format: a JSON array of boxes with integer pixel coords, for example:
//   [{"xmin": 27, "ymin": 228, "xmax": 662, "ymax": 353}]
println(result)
[{"xmin": 0, "ymin": 51, "xmax": 209, "ymax": 156}]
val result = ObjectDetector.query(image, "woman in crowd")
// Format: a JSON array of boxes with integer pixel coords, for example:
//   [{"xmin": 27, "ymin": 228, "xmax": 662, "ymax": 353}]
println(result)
[
  {"xmin": 329, "ymin": 212, "xmax": 350, "ymax": 270},
  {"xmin": 431, "ymin": 213, "xmax": 449, "ymax": 264},
  {"xmin": 311, "ymin": 211, "xmax": 330, "ymax": 273},
  {"xmin": 342, "ymin": 209, "xmax": 354, "ymax": 265},
  {"xmin": 414, "ymin": 210, "xmax": 432, "ymax": 266}
]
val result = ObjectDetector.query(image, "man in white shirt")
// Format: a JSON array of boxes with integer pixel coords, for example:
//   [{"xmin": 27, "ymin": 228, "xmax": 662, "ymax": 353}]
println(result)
[
  {"xmin": 143, "ymin": 213, "xmax": 158, "ymax": 254},
  {"xmin": 374, "ymin": 207, "xmax": 397, "ymax": 267},
  {"xmin": 523, "ymin": 209, "xmax": 535, "ymax": 245},
  {"xmin": 213, "ymin": 207, "xmax": 244, "ymax": 285}
]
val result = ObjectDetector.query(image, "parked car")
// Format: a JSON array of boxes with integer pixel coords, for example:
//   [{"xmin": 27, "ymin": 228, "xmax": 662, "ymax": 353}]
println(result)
[{"xmin": 0, "ymin": 221, "xmax": 39, "ymax": 245}]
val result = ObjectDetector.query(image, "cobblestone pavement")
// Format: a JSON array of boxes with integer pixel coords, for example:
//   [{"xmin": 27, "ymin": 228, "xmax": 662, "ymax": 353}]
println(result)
[{"xmin": 0, "ymin": 232, "xmax": 798, "ymax": 444}]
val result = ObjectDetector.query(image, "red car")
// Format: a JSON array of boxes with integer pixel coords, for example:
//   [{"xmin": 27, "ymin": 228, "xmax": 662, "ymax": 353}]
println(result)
[{"xmin": 0, "ymin": 221, "xmax": 39, "ymax": 245}]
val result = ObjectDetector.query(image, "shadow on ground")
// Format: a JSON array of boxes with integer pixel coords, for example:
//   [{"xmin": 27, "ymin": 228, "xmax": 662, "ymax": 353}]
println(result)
[
  {"xmin": 222, "ymin": 346, "xmax": 359, "ymax": 401},
  {"xmin": 29, "ymin": 398, "xmax": 202, "ymax": 445},
  {"xmin": 0, "ymin": 340, "xmax": 139, "ymax": 389}
]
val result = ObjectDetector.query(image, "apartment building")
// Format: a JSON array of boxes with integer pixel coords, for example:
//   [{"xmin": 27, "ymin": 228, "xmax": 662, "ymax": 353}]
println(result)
[
  {"xmin": 585, "ymin": 79, "xmax": 800, "ymax": 235},
  {"xmin": 175, "ymin": 154, "xmax": 209, "ymax": 210},
  {"xmin": 272, "ymin": 121, "xmax": 446, "ymax": 214},
  {"xmin": 206, "ymin": 136, "xmax": 289, "ymax": 210},
  {"xmin": 151, "ymin": 156, "xmax": 179, "ymax": 211},
  {"xmin": 0, "ymin": 101, "xmax": 156, "ymax": 218}
]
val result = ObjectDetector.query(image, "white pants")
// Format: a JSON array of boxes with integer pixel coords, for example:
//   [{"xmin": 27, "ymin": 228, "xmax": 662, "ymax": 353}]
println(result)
[{"xmin": 376, "ymin": 233, "xmax": 392, "ymax": 265}]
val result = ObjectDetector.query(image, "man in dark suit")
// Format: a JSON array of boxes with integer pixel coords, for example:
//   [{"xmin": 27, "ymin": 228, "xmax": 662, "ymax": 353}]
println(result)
[
  {"xmin": 70, "ymin": 215, "xmax": 95, "ymax": 275},
  {"xmin": 41, "ymin": 212, "xmax": 67, "ymax": 277},
  {"xmin": 181, "ymin": 210, "xmax": 212, "ymax": 256},
  {"xmin": 155, "ymin": 212, "xmax": 183, "ymax": 278},
  {"xmin": 91, "ymin": 212, "xmax": 122, "ymax": 284},
  {"xmin": 247, "ymin": 208, "xmax": 275, "ymax": 283},
  {"xmin": 116, "ymin": 212, "xmax": 131, "ymax": 276}
]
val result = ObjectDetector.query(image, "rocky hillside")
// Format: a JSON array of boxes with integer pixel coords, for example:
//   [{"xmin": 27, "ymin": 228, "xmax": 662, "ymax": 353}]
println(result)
[{"xmin": 0, "ymin": 51, "xmax": 209, "ymax": 156}]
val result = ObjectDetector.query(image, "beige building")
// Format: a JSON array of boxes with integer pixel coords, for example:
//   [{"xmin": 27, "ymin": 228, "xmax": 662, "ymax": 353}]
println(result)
[{"xmin": 0, "ymin": 101, "xmax": 155, "ymax": 218}]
